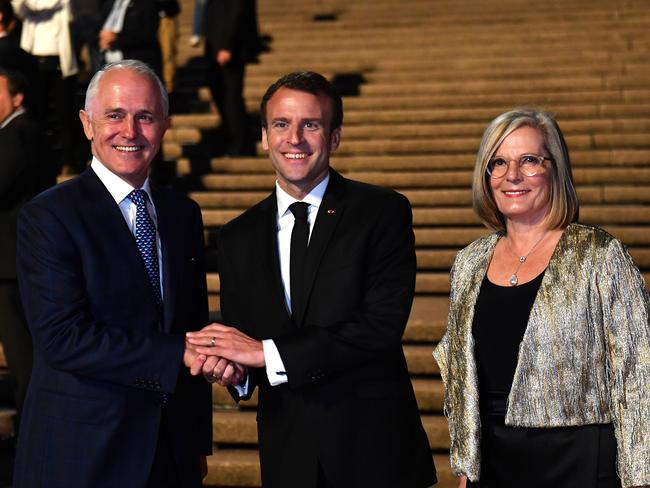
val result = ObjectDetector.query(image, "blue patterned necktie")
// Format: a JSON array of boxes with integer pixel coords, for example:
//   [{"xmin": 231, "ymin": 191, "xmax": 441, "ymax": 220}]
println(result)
[{"xmin": 127, "ymin": 189, "xmax": 162, "ymax": 306}]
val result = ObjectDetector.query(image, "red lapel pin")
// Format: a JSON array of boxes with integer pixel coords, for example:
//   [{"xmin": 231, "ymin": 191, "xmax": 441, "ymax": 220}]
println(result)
[{"xmin": 327, "ymin": 209, "xmax": 335, "ymax": 214}]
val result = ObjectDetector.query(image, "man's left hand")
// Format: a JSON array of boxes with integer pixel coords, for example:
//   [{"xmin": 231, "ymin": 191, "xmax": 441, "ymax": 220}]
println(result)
[{"xmin": 186, "ymin": 323, "xmax": 265, "ymax": 368}]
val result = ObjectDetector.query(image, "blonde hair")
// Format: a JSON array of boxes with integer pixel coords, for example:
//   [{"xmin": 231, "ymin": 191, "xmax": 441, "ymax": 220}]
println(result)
[{"xmin": 472, "ymin": 108, "xmax": 579, "ymax": 232}]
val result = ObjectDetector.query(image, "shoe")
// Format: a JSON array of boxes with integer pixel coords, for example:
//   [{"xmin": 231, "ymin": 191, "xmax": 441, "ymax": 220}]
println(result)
[{"xmin": 189, "ymin": 35, "xmax": 201, "ymax": 47}]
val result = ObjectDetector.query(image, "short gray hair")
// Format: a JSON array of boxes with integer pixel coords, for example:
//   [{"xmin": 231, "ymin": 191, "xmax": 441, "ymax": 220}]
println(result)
[{"xmin": 84, "ymin": 60, "xmax": 169, "ymax": 116}]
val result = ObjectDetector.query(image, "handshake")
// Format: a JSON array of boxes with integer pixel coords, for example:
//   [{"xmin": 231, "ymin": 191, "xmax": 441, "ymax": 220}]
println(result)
[{"xmin": 183, "ymin": 323, "xmax": 265, "ymax": 387}]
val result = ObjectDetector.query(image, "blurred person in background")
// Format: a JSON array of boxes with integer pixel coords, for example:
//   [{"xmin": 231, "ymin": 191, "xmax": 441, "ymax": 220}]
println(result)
[
  {"xmin": 204, "ymin": 0, "xmax": 260, "ymax": 156},
  {"xmin": 12, "ymin": 0, "xmax": 81, "ymax": 173}
]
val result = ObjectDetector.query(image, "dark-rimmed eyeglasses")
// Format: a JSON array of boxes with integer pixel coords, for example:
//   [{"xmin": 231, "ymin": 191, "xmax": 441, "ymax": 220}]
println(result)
[{"xmin": 486, "ymin": 154, "xmax": 552, "ymax": 178}]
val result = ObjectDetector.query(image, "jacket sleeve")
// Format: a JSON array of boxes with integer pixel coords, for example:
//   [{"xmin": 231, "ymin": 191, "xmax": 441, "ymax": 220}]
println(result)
[
  {"xmin": 16, "ymin": 200, "xmax": 185, "ymax": 394},
  {"xmin": 598, "ymin": 238, "xmax": 650, "ymax": 487},
  {"xmin": 273, "ymin": 192, "xmax": 416, "ymax": 388}
]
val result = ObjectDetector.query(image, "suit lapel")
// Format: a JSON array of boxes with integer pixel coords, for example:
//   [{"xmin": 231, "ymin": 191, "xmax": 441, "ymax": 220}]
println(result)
[
  {"xmin": 294, "ymin": 170, "xmax": 346, "ymax": 327},
  {"xmin": 81, "ymin": 169, "xmax": 164, "ymax": 321},
  {"xmin": 257, "ymin": 193, "xmax": 291, "ymax": 319}
]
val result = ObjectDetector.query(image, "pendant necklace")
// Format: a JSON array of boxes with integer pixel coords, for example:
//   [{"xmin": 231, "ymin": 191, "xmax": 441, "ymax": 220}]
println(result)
[{"xmin": 505, "ymin": 231, "xmax": 548, "ymax": 286}]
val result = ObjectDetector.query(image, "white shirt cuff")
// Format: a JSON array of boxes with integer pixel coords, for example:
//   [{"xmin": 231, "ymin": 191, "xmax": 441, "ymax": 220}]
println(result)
[{"xmin": 262, "ymin": 339, "xmax": 288, "ymax": 386}]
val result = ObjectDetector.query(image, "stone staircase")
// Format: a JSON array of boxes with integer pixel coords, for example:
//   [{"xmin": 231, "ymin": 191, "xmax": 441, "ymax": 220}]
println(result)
[
  {"xmin": 1, "ymin": 0, "xmax": 648, "ymax": 486},
  {"xmin": 165, "ymin": 0, "xmax": 650, "ymax": 486}
]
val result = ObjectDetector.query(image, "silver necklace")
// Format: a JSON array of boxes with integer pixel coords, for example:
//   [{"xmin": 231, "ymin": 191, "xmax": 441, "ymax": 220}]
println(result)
[{"xmin": 505, "ymin": 232, "xmax": 548, "ymax": 286}]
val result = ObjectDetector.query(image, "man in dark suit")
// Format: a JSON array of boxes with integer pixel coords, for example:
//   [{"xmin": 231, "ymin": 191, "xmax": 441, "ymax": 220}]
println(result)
[
  {"xmin": 204, "ymin": 0, "xmax": 260, "ymax": 155},
  {"xmin": 0, "ymin": 69, "xmax": 41, "ymax": 437},
  {"xmin": 14, "ymin": 60, "xmax": 213, "ymax": 488},
  {"xmin": 0, "ymin": 0, "xmax": 39, "ymax": 113},
  {"xmin": 187, "ymin": 72, "xmax": 437, "ymax": 488},
  {"xmin": 99, "ymin": 0, "xmax": 162, "ymax": 75}
]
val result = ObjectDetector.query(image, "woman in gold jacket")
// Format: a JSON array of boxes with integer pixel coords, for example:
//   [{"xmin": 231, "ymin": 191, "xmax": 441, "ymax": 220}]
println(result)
[{"xmin": 433, "ymin": 108, "xmax": 650, "ymax": 488}]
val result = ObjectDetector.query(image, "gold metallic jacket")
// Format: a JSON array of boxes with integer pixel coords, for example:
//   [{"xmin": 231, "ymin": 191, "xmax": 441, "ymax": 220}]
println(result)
[{"xmin": 433, "ymin": 223, "xmax": 650, "ymax": 487}]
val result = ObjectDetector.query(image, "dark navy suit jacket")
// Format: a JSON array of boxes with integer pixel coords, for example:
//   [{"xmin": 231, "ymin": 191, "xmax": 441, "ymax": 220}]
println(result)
[{"xmin": 14, "ymin": 168, "xmax": 212, "ymax": 488}]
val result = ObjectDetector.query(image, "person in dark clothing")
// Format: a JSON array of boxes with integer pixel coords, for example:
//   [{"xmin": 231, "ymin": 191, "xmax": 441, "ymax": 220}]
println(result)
[
  {"xmin": 99, "ymin": 0, "xmax": 162, "ymax": 76},
  {"xmin": 0, "ymin": 0, "xmax": 39, "ymax": 113},
  {"xmin": 0, "ymin": 69, "xmax": 42, "ymax": 437},
  {"xmin": 204, "ymin": 0, "xmax": 260, "ymax": 156}
]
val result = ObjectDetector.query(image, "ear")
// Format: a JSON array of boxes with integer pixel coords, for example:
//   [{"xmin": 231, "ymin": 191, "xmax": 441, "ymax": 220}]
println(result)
[
  {"xmin": 11, "ymin": 92, "xmax": 24, "ymax": 109},
  {"xmin": 329, "ymin": 127, "xmax": 341, "ymax": 152},
  {"xmin": 261, "ymin": 126, "xmax": 269, "ymax": 151},
  {"xmin": 79, "ymin": 110, "xmax": 94, "ymax": 141}
]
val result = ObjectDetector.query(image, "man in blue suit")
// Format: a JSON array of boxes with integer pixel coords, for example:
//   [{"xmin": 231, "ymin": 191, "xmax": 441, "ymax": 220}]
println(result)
[{"xmin": 14, "ymin": 60, "xmax": 213, "ymax": 488}]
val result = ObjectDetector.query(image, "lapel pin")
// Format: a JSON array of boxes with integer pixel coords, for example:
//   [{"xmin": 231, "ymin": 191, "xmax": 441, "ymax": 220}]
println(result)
[{"xmin": 327, "ymin": 209, "xmax": 335, "ymax": 214}]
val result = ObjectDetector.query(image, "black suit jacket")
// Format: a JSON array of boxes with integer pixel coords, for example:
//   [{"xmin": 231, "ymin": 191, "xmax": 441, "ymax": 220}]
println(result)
[
  {"xmin": 14, "ymin": 168, "xmax": 212, "ymax": 488},
  {"xmin": 218, "ymin": 170, "xmax": 437, "ymax": 488},
  {"xmin": 204, "ymin": 0, "xmax": 260, "ymax": 63},
  {"xmin": 0, "ymin": 112, "xmax": 43, "ymax": 280},
  {"xmin": 100, "ymin": 0, "xmax": 162, "ymax": 74},
  {"xmin": 0, "ymin": 36, "xmax": 40, "ymax": 112}
]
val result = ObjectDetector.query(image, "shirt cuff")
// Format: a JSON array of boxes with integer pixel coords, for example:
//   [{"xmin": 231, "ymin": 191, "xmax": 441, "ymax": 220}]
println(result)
[
  {"xmin": 233, "ymin": 372, "xmax": 250, "ymax": 398},
  {"xmin": 262, "ymin": 339, "xmax": 288, "ymax": 386}
]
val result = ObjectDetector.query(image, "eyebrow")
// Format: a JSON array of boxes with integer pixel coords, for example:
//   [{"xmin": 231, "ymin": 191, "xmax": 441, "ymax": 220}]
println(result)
[{"xmin": 102, "ymin": 108, "xmax": 156, "ymax": 116}]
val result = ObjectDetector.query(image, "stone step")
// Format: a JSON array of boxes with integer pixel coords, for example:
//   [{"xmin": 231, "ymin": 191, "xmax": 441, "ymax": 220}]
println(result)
[
  {"xmin": 212, "ymin": 409, "xmax": 449, "ymax": 449},
  {"xmin": 182, "ymin": 83, "xmax": 650, "ymax": 116},
  {"xmin": 206, "ymin": 295, "xmax": 449, "ymax": 344},
  {"xmin": 212, "ymin": 378, "xmax": 444, "ymax": 413},
  {"xmin": 168, "ymin": 117, "xmax": 650, "ymax": 144},
  {"xmin": 414, "ymin": 225, "xmax": 650, "ymax": 247},
  {"xmin": 207, "ymin": 267, "xmax": 650, "ymax": 298},
  {"xmin": 200, "ymin": 205, "xmax": 650, "ymax": 228},
  {"xmin": 199, "ymin": 168, "xmax": 650, "ymax": 193},
  {"xmin": 191, "ymin": 185, "xmax": 650, "ymax": 210},
  {"xmin": 176, "ymin": 149, "xmax": 650, "ymax": 176},
  {"xmin": 204, "ymin": 449, "xmax": 456, "ymax": 487},
  {"xmin": 168, "ymin": 102, "xmax": 650, "ymax": 137}
]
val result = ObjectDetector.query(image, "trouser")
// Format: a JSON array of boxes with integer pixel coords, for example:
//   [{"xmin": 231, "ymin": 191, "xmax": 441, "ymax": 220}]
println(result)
[
  {"xmin": 158, "ymin": 15, "xmax": 179, "ymax": 93},
  {"xmin": 192, "ymin": 0, "xmax": 206, "ymax": 36},
  {"xmin": 0, "ymin": 281, "xmax": 33, "ymax": 429},
  {"xmin": 34, "ymin": 55, "xmax": 81, "ymax": 173},
  {"xmin": 206, "ymin": 56, "xmax": 249, "ymax": 155}
]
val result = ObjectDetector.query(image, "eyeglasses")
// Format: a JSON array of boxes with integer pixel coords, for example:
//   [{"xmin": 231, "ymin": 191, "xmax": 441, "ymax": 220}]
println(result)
[{"xmin": 486, "ymin": 154, "xmax": 552, "ymax": 178}]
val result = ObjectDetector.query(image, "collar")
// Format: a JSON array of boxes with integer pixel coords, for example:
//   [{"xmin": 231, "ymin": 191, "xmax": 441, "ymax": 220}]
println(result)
[
  {"xmin": 275, "ymin": 173, "xmax": 330, "ymax": 218},
  {"xmin": 91, "ymin": 157, "xmax": 153, "ymax": 205},
  {"xmin": 0, "ymin": 107, "xmax": 25, "ymax": 129}
]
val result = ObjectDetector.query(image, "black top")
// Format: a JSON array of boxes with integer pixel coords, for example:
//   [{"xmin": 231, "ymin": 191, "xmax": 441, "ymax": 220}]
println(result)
[
  {"xmin": 472, "ymin": 271, "xmax": 544, "ymax": 399},
  {"xmin": 468, "ymin": 270, "xmax": 620, "ymax": 488}
]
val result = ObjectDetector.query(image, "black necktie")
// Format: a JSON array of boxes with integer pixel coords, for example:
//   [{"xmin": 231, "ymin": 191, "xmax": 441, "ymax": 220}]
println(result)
[{"xmin": 289, "ymin": 202, "xmax": 309, "ymax": 323}]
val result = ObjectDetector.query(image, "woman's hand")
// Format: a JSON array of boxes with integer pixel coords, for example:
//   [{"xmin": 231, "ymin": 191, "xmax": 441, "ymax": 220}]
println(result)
[{"xmin": 458, "ymin": 475, "xmax": 467, "ymax": 488}]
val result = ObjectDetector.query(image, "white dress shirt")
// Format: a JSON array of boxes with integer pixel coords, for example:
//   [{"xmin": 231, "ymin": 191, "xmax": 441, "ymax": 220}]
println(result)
[
  {"xmin": 91, "ymin": 157, "xmax": 164, "ymax": 299},
  {"xmin": 235, "ymin": 175, "xmax": 330, "ymax": 396}
]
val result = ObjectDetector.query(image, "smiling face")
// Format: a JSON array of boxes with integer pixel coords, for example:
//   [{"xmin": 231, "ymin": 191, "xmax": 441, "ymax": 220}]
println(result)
[
  {"xmin": 79, "ymin": 69, "xmax": 170, "ymax": 188},
  {"xmin": 261, "ymin": 88, "xmax": 341, "ymax": 199},
  {"xmin": 489, "ymin": 126, "xmax": 553, "ymax": 227}
]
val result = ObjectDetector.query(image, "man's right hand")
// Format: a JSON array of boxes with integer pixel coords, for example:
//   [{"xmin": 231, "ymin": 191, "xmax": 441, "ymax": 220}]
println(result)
[{"xmin": 99, "ymin": 30, "xmax": 118, "ymax": 50}]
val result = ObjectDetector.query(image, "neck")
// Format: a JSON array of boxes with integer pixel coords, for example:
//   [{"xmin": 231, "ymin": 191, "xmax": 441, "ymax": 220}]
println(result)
[{"xmin": 504, "ymin": 220, "xmax": 551, "ymax": 256}]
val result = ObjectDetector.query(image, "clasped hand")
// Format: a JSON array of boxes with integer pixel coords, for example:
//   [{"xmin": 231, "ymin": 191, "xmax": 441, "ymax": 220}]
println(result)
[{"xmin": 184, "ymin": 323, "xmax": 266, "ymax": 386}]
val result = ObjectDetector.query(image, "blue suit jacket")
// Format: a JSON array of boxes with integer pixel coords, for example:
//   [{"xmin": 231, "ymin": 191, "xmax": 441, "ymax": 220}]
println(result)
[{"xmin": 14, "ymin": 168, "xmax": 212, "ymax": 488}]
